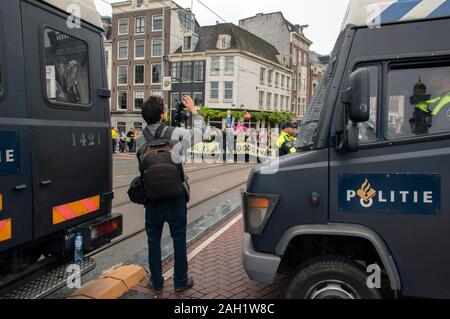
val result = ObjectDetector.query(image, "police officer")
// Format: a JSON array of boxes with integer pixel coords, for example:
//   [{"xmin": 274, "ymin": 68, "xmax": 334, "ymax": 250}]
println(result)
[{"xmin": 277, "ymin": 122, "xmax": 297, "ymax": 156}]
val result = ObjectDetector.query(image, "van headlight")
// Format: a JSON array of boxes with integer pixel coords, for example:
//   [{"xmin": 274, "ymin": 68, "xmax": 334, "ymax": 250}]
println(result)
[{"xmin": 241, "ymin": 192, "xmax": 279, "ymax": 235}]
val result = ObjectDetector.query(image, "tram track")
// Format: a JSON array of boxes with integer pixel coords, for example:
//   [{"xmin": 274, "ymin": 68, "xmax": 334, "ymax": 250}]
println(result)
[
  {"xmin": 112, "ymin": 162, "xmax": 241, "ymax": 191},
  {"xmin": 88, "ymin": 181, "xmax": 246, "ymax": 258},
  {"xmin": 111, "ymin": 164, "xmax": 252, "ymax": 208}
]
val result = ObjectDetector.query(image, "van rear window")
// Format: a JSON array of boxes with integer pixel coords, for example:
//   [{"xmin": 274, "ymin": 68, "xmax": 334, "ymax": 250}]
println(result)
[{"xmin": 43, "ymin": 28, "xmax": 90, "ymax": 105}]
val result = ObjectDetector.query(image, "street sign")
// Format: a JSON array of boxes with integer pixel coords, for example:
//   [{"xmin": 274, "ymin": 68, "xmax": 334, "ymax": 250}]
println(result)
[{"xmin": 163, "ymin": 77, "xmax": 172, "ymax": 91}]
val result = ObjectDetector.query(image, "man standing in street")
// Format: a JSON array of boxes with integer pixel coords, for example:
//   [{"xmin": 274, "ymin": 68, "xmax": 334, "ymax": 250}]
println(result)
[
  {"xmin": 136, "ymin": 95, "xmax": 205, "ymax": 295},
  {"xmin": 277, "ymin": 122, "xmax": 298, "ymax": 156}
]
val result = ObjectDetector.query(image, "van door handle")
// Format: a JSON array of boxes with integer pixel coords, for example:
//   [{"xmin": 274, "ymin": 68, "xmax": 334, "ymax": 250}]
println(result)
[
  {"xmin": 14, "ymin": 184, "xmax": 27, "ymax": 191},
  {"xmin": 40, "ymin": 180, "xmax": 52, "ymax": 186}
]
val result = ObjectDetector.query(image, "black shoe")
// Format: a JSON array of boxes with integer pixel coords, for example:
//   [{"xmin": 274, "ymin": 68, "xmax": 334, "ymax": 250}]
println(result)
[
  {"xmin": 174, "ymin": 278, "xmax": 194, "ymax": 293},
  {"xmin": 148, "ymin": 281, "xmax": 163, "ymax": 295}
]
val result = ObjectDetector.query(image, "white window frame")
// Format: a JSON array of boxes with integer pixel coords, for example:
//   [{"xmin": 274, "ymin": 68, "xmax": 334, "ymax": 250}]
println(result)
[
  {"xmin": 266, "ymin": 92, "xmax": 272, "ymax": 110},
  {"xmin": 259, "ymin": 91, "xmax": 265, "ymax": 109},
  {"xmin": 135, "ymin": 16, "xmax": 146, "ymax": 35},
  {"xmin": 117, "ymin": 65, "xmax": 128, "ymax": 86},
  {"xmin": 133, "ymin": 64, "xmax": 145, "ymax": 85},
  {"xmin": 217, "ymin": 34, "xmax": 231, "ymax": 49},
  {"xmin": 134, "ymin": 39, "xmax": 145, "ymax": 60},
  {"xmin": 210, "ymin": 81, "xmax": 219, "ymax": 101},
  {"xmin": 260, "ymin": 68, "xmax": 266, "ymax": 84},
  {"xmin": 152, "ymin": 15, "xmax": 163, "ymax": 32},
  {"xmin": 183, "ymin": 35, "xmax": 193, "ymax": 52},
  {"xmin": 117, "ymin": 40, "xmax": 128, "ymax": 60},
  {"xmin": 117, "ymin": 91, "xmax": 128, "ymax": 111},
  {"xmin": 133, "ymin": 90, "xmax": 145, "ymax": 111},
  {"xmin": 151, "ymin": 38, "xmax": 163, "ymax": 57},
  {"xmin": 268, "ymin": 70, "xmax": 273, "ymax": 86},
  {"xmin": 224, "ymin": 81, "xmax": 233, "ymax": 101},
  {"xmin": 274, "ymin": 94, "xmax": 279, "ymax": 110},
  {"xmin": 210, "ymin": 56, "xmax": 220, "ymax": 74},
  {"xmin": 118, "ymin": 18, "xmax": 129, "ymax": 36},
  {"xmin": 224, "ymin": 56, "xmax": 234, "ymax": 74},
  {"xmin": 151, "ymin": 63, "xmax": 162, "ymax": 84}
]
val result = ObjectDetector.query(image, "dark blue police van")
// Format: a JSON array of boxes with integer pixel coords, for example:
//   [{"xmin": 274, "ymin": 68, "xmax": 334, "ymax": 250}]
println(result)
[
  {"xmin": 0, "ymin": 0, "xmax": 122, "ymax": 298},
  {"xmin": 242, "ymin": 0, "xmax": 450, "ymax": 299}
]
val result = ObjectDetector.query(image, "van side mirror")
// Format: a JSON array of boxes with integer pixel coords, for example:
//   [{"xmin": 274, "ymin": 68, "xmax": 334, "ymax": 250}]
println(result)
[{"xmin": 342, "ymin": 68, "xmax": 370, "ymax": 123}]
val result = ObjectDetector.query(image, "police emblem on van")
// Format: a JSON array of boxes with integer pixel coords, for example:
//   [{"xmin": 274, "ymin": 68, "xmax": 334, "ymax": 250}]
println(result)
[{"xmin": 339, "ymin": 174, "xmax": 441, "ymax": 215}]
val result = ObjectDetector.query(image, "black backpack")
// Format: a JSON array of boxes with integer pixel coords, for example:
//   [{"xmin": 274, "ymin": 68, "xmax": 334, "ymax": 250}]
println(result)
[{"xmin": 137, "ymin": 124, "xmax": 186, "ymax": 202}]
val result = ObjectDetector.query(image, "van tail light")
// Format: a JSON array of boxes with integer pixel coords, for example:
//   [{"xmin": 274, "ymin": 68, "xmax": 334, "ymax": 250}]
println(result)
[{"xmin": 242, "ymin": 192, "xmax": 279, "ymax": 235}]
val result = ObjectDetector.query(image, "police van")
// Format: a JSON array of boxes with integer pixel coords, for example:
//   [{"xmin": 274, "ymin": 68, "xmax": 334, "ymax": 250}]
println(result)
[
  {"xmin": 242, "ymin": 0, "xmax": 450, "ymax": 299},
  {"xmin": 0, "ymin": 0, "xmax": 122, "ymax": 297}
]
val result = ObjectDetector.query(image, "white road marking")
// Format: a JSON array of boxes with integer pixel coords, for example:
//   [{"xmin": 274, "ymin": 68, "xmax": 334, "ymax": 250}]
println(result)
[{"xmin": 163, "ymin": 214, "xmax": 243, "ymax": 280}]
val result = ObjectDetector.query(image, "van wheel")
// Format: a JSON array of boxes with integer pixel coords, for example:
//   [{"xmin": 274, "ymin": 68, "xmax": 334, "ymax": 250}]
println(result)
[{"xmin": 285, "ymin": 257, "xmax": 382, "ymax": 299}]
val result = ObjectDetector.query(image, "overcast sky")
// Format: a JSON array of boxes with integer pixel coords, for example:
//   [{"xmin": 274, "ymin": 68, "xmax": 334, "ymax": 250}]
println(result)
[{"xmin": 94, "ymin": 0, "xmax": 350, "ymax": 54}]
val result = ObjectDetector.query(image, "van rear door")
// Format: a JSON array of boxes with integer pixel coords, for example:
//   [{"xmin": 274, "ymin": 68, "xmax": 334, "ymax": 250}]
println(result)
[
  {"xmin": 0, "ymin": 1, "xmax": 33, "ymax": 253},
  {"xmin": 21, "ymin": 0, "xmax": 112, "ymax": 239}
]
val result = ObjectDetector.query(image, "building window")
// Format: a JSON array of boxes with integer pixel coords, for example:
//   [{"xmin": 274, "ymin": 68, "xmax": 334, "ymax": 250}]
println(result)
[
  {"xmin": 117, "ymin": 65, "xmax": 128, "ymax": 85},
  {"xmin": 268, "ymin": 70, "xmax": 273, "ymax": 86},
  {"xmin": 151, "ymin": 64, "xmax": 161, "ymax": 84},
  {"xmin": 117, "ymin": 91, "xmax": 127, "ymax": 111},
  {"xmin": 43, "ymin": 28, "xmax": 90, "ymax": 105},
  {"xmin": 135, "ymin": 17, "xmax": 145, "ymax": 34},
  {"xmin": 293, "ymin": 47, "xmax": 297, "ymax": 65},
  {"xmin": 134, "ymin": 65, "xmax": 144, "ymax": 85},
  {"xmin": 151, "ymin": 90, "xmax": 162, "ymax": 97},
  {"xmin": 118, "ymin": 41, "xmax": 128, "ymax": 60},
  {"xmin": 287, "ymin": 77, "xmax": 291, "ymax": 90},
  {"xmin": 266, "ymin": 93, "xmax": 272, "ymax": 109},
  {"xmin": 172, "ymin": 62, "xmax": 181, "ymax": 83},
  {"xmin": 152, "ymin": 15, "xmax": 163, "ymax": 31},
  {"xmin": 134, "ymin": 91, "xmax": 144, "ymax": 110},
  {"xmin": 217, "ymin": 34, "xmax": 231, "ymax": 49},
  {"xmin": 211, "ymin": 56, "xmax": 220, "ymax": 73},
  {"xmin": 152, "ymin": 38, "xmax": 163, "ymax": 57},
  {"xmin": 133, "ymin": 122, "xmax": 143, "ymax": 131},
  {"xmin": 171, "ymin": 93, "xmax": 180, "ymax": 108},
  {"xmin": 193, "ymin": 92, "xmax": 204, "ymax": 106},
  {"xmin": 259, "ymin": 91, "xmax": 264, "ymax": 109},
  {"xmin": 183, "ymin": 36, "xmax": 192, "ymax": 51},
  {"xmin": 117, "ymin": 121, "xmax": 126, "ymax": 133},
  {"xmin": 136, "ymin": 0, "xmax": 144, "ymax": 7},
  {"xmin": 193, "ymin": 61, "xmax": 204, "ymax": 82},
  {"xmin": 134, "ymin": 39, "xmax": 145, "ymax": 59},
  {"xmin": 260, "ymin": 68, "xmax": 266, "ymax": 84},
  {"xmin": 224, "ymin": 82, "xmax": 233, "ymax": 100},
  {"xmin": 280, "ymin": 96, "xmax": 284, "ymax": 111},
  {"xmin": 182, "ymin": 61, "xmax": 192, "ymax": 82},
  {"xmin": 286, "ymin": 97, "xmax": 290, "ymax": 110},
  {"xmin": 118, "ymin": 19, "xmax": 129, "ymax": 35},
  {"xmin": 274, "ymin": 94, "xmax": 279, "ymax": 110},
  {"xmin": 225, "ymin": 56, "xmax": 234, "ymax": 73},
  {"xmin": 281, "ymin": 75, "xmax": 285, "ymax": 89},
  {"xmin": 275, "ymin": 72, "xmax": 280, "ymax": 88},
  {"xmin": 210, "ymin": 81, "xmax": 219, "ymax": 100}
]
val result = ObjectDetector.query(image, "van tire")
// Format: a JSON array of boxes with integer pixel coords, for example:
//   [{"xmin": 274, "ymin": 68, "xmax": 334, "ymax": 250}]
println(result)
[{"xmin": 285, "ymin": 256, "xmax": 382, "ymax": 299}]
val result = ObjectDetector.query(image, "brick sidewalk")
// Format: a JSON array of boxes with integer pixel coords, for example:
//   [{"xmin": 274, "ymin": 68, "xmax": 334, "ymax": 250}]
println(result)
[{"xmin": 129, "ymin": 214, "xmax": 287, "ymax": 299}]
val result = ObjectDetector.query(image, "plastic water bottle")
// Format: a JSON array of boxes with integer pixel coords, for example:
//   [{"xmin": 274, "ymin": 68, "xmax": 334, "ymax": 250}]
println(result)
[{"xmin": 74, "ymin": 232, "xmax": 84, "ymax": 262}]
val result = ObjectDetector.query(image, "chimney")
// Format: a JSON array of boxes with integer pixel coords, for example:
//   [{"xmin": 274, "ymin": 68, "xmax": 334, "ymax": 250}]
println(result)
[{"xmin": 256, "ymin": 13, "xmax": 264, "ymax": 17}]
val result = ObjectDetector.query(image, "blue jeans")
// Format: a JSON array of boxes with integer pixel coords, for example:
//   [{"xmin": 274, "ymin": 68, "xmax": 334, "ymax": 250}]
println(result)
[{"xmin": 145, "ymin": 196, "xmax": 188, "ymax": 290}]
